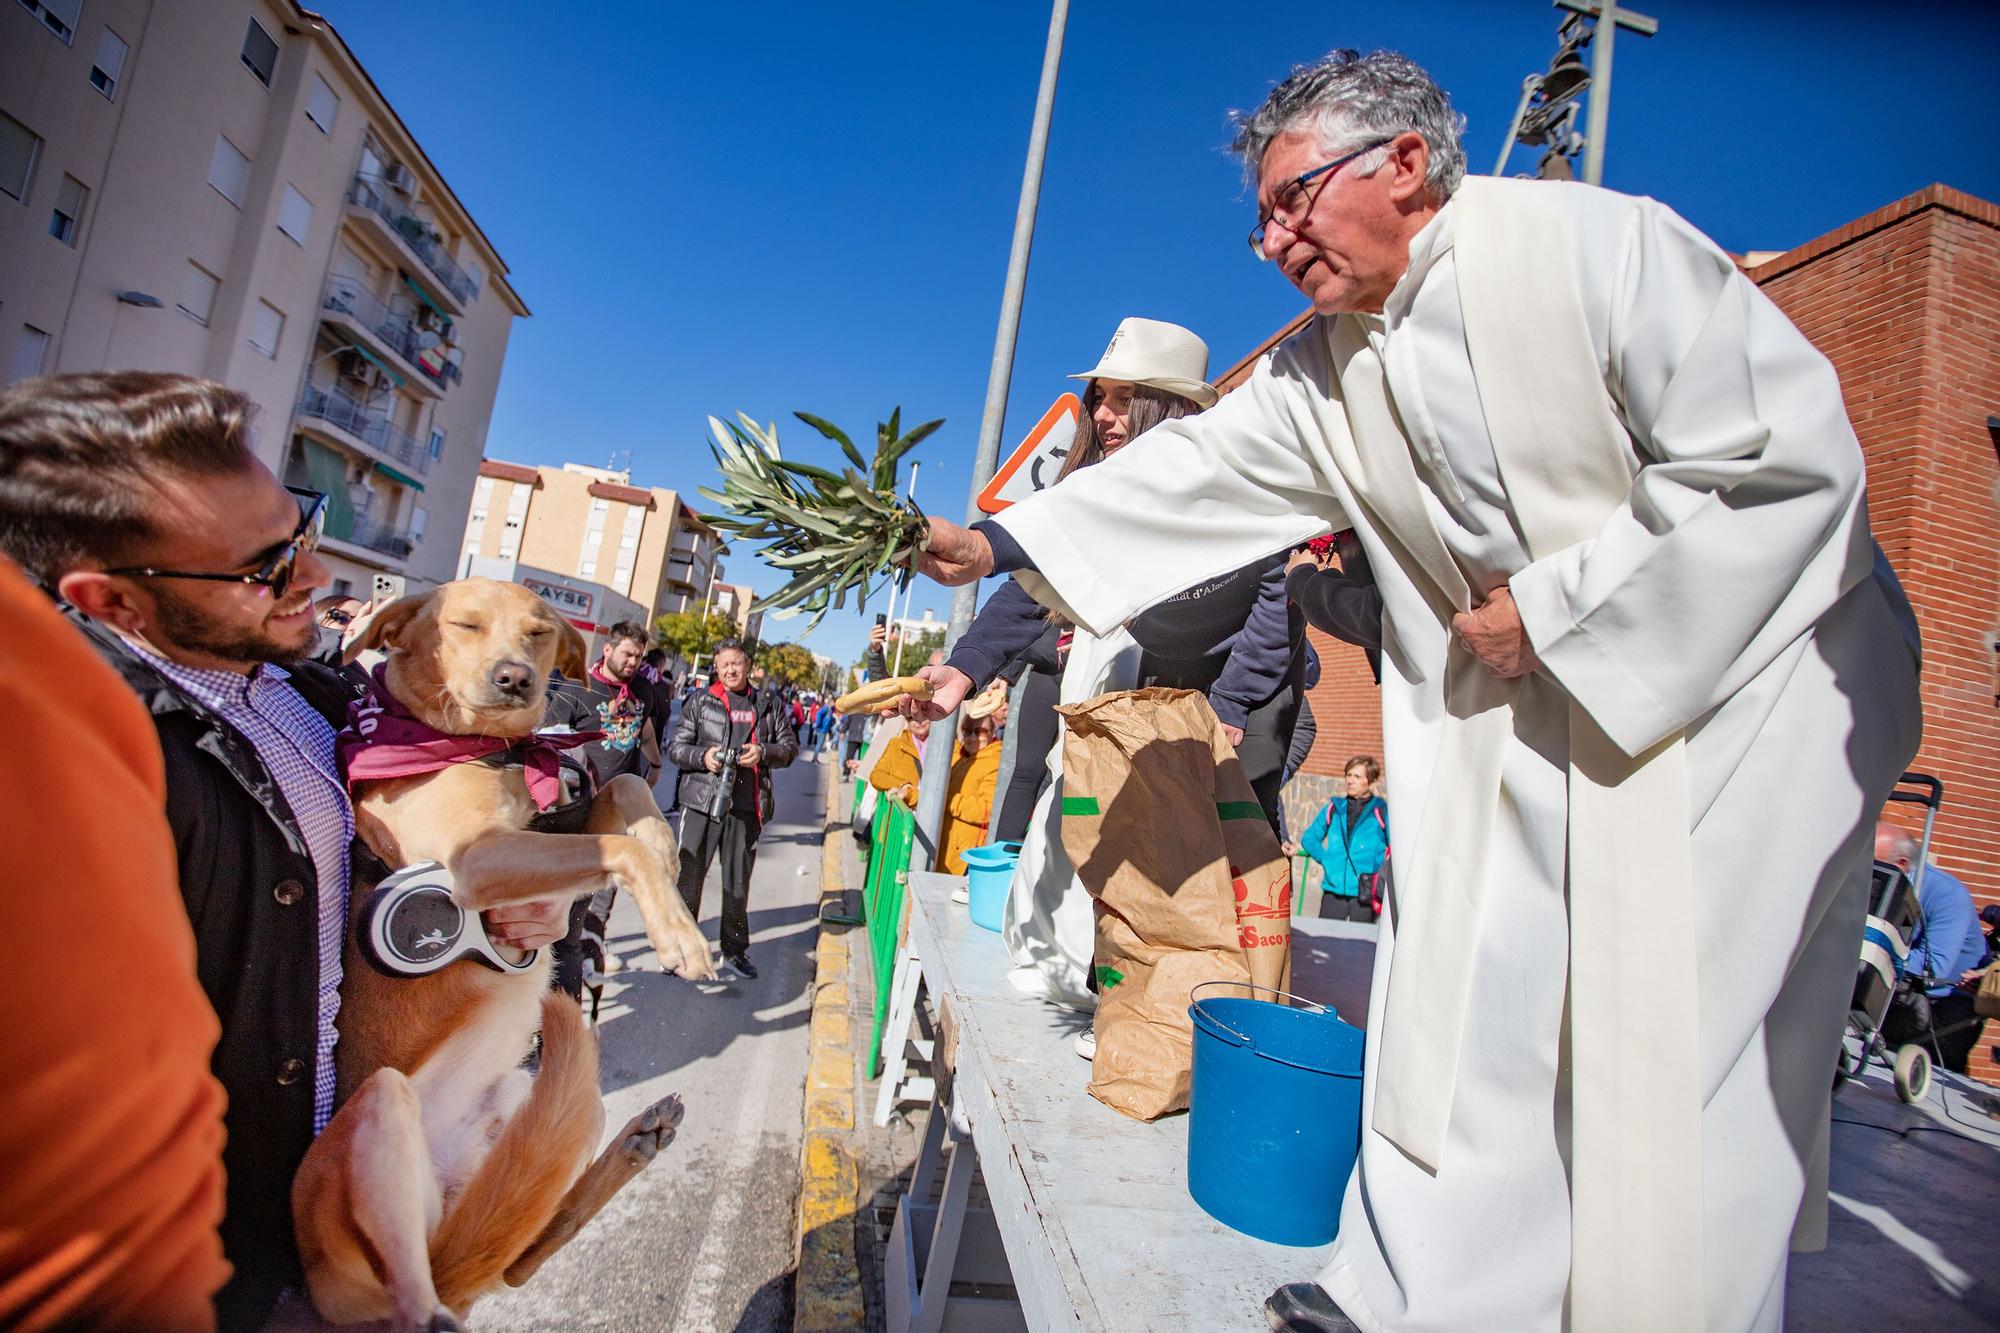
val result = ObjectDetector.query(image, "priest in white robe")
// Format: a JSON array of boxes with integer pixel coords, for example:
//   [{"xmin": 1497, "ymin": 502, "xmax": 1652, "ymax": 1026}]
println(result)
[{"xmin": 904, "ymin": 49, "xmax": 1922, "ymax": 1333}]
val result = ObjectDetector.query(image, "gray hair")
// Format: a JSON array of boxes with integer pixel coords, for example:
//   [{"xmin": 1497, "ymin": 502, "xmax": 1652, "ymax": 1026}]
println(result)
[
  {"xmin": 1878, "ymin": 823, "xmax": 1921, "ymax": 867},
  {"xmin": 1230, "ymin": 49, "xmax": 1467, "ymax": 202}
]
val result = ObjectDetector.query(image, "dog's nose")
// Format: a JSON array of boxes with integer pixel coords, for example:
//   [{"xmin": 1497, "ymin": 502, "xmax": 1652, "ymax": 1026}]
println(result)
[{"xmin": 490, "ymin": 660, "xmax": 536, "ymax": 696}]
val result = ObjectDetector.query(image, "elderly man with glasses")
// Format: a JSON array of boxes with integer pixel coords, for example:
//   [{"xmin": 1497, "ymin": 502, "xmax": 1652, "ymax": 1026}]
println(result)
[
  {"xmin": 0, "ymin": 372, "xmax": 569, "ymax": 1329},
  {"xmin": 908, "ymin": 49, "xmax": 1923, "ymax": 1333}
]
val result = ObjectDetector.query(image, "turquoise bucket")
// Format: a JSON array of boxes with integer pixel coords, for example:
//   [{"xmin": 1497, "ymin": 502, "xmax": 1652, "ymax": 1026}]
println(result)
[
  {"xmin": 960, "ymin": 842, "xmax": 1020, "ymax": 931},
  {"xmin": 1187, "ymin": 982, "xmax": 1364, "ymax": 1246}
]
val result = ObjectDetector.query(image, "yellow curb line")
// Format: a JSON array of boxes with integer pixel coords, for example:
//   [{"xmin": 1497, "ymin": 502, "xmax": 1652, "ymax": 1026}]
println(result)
[{"xmin": 795, "ymin": 764, "xmax": 866, "ymax": 1331}]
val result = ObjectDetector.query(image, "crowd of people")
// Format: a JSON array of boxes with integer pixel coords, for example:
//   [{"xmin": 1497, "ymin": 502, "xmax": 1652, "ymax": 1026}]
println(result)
[{"xmin": 1, "ymin": 39, "xmax": 1990, "ymax": 1333}]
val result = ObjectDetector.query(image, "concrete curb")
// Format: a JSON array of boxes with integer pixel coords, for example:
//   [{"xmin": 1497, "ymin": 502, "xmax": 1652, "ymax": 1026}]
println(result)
[{"xmin": 795, "ymin": 765, "xmax": 866, "ymax": 1330}]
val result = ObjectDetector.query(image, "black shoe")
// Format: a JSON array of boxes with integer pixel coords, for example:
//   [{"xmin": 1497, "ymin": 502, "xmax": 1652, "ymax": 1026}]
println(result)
[
  {"xmin": 726, "ymin": 953, "xmax": 758, "ymax": 979},
  {"xmin": 1265, "ymin": 1282, "xmax": 1358, "ymax": 1332}
]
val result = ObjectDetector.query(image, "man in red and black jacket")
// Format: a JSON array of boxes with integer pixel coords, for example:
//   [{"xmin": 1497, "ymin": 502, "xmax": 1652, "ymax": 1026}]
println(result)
[{"xmin": 666, "ymin": 640, "xmax": 796, "ymax": 977}]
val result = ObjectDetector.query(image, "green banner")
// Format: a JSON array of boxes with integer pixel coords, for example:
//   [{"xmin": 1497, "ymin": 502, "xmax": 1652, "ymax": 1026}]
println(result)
[
  {"xmin": 1061, "ymin": 795, "xmax": 1101, "ymax": 816},
  {"xmin": 1216, "ymin": 800, "xmax": 1265, "ymax": 821}
]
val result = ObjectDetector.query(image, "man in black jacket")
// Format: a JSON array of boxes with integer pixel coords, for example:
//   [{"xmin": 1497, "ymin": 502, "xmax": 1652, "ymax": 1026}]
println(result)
[
  {"xmin": 668, "ymin": 640, "xmax": 797, "ymax": 977},
  {"xmin": 0, "ymin": 373, "xmax": 568, "ymax": 1329}
]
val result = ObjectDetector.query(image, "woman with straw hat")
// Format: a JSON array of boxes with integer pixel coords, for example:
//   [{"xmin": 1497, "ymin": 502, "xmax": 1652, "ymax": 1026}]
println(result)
[{"xmin": 939, "ymin": 316, "xmax": 1305, "ymax": 826}]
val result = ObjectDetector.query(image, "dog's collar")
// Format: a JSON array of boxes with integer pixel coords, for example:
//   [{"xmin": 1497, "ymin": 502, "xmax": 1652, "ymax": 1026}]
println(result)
[{"xmin": 336, "ymin": 665, "xmax": 603, "ymax": 810}]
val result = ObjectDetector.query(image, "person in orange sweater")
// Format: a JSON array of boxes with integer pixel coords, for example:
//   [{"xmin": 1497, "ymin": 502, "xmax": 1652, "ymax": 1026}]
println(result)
[
  {"xmin": 867, "ymin": 687, "xmax": 1007, "ymax": 876},
  {"xmin": 940, "ymin": 706, "xmax": 1005, "ymax": 875},
  {"xmin": 0, "ymin": 555, "xmax": 229, "ymax": 1331}
]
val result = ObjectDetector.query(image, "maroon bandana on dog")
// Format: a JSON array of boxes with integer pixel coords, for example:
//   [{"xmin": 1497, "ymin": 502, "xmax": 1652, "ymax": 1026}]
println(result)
[{"xmin": 337, "ymin": 666, "xmax": 603, "ymax": 810}]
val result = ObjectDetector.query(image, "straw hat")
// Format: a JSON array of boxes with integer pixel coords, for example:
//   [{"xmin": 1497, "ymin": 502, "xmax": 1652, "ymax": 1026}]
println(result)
[{"xmin": 1069, "ymin": 317, "xmax": 1218, "ymax": 409}]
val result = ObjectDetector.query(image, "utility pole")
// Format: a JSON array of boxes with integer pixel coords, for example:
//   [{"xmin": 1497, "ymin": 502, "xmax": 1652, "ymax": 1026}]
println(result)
[
  {"xmin": 1555, "ymin": 0, "xmax": 1658, "ymax": 186},
  {"xmin": 912, "ymin": 0, "xmax": 1069, "ymax": 867},
  {"xmin": 888, "ymin": 461, "xmax": 921, "ymax": 677}
]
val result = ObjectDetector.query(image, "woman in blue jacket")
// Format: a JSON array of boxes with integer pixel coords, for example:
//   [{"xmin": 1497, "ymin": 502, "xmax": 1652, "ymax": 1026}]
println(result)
[{"xmin": 1301, "ymin": 755, "xmax": 1388, "ymax": 922}]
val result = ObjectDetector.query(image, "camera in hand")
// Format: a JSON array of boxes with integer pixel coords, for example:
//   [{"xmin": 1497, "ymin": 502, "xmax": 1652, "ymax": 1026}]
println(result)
[{"xmin": 705, "ymin": 746, "xmax": 744, "ymax": 819}]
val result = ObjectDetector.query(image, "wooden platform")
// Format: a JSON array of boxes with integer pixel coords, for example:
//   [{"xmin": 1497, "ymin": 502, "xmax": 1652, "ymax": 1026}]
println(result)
[{"xmin": 902, "ymin": 870, "xmax": 1375, "ymax": 1331}]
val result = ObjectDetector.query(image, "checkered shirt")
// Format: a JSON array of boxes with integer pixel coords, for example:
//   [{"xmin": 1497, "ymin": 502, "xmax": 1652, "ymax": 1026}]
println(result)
[{"xmin": 138, "ymin": 649, "xmax": 353, "ymax": 1133}]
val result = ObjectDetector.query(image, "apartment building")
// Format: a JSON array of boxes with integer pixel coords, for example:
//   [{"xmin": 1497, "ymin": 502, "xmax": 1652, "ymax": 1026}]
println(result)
[
  {"xmin": 1, "ymin": 0, "xmax": 528, "ymax": 596},
  {"xmin": 459, "ymin": 459, "xmax": 725, "ymax": 645},
  {"xmin": 711, "ymin": 580, "xmax": 762, "ymax": 642}
]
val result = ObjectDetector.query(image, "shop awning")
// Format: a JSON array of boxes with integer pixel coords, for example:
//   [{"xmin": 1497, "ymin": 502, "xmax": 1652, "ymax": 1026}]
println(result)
[
  {"xmin": 350, "ymin": 343, "xmax": 406, "ymax": 389},
  {"xmin": 372, "ymin": 460, "xmax": 425, "ymax": 492},
  {"xmin": 402, "ymin": 274, "xmax": 454, "ymax": 327}
]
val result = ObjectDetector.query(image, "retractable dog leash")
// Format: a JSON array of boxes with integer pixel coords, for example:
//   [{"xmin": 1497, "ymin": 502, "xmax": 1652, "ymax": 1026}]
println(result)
[{"xmin": 356, "ymin": 861, "xmax": 540, "ymax": 978}]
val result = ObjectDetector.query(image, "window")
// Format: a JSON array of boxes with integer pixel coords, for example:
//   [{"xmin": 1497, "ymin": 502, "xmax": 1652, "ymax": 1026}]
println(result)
[
  {"xmin": 277, "ymin": 184, "xmax": 312, "ymax": 244},
  {"xmin": 427, "ymin": 427, "xmax": 445, "ymax": 461},
  {"xmin": 207, "ymin": 135, "xmax": 249, "ymax": 205},
  {"xmin": 90, "ymin": 28, "xmax": 128, "ymax": 99},
  {"xmin": 48, "ymin": 174, "xmax": 86, "ymax": 245},
  {"xmin": 248, "ymin": 300, "xmax": 284, "ymax": 357},
  {"xmin": 0, "ymin": 112, "xmax": 41, "ymax": 203},
  {"xmin": 9, "ymin": 326, "xmax": 50, "ymax": 384},
  {"xmin": 18, "ymin": 0, "xmax": 81, "ymax": 44},
  {"xmin": 410, "ymin": 506, "xmax": 427, "ymax": 543},
  {"xmin": 465, "ymin": 260, "xmax": 485, "ymax": 296},
  {"xmin": 178, "ymin": 262, "xmax": 219, "ymax": 325},
  {"xmin": 240, "ymin": 18, "xmax": 278, "ymax": 86},
  {"xmin": 305, "ymin": 74, "xmax": 338, "ymax": 134}
]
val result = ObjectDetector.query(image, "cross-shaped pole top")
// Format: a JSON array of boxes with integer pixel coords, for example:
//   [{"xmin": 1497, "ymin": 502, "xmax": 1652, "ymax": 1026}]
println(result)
[{"xmin": 1553, "ymin": 0, "xmax": 1659, "ymax": 184}]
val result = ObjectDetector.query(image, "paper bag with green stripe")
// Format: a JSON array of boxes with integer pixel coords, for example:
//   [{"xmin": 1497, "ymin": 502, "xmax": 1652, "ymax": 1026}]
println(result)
[{"xmin": 1057, "ymin": 686, "xmax": 1293, "ymax": 1120}]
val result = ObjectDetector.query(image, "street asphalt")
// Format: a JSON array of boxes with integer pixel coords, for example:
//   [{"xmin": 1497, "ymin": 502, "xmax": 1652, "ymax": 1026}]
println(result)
[{"xmin": 476, "ymin": 754, "xmax": 831, "ymax": 1332}]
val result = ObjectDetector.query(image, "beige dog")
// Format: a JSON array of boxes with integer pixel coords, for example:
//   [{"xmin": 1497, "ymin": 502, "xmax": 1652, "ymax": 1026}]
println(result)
[{"xmin": 292, "ymin": 578, "xmax": 715, "ymax": 1329}]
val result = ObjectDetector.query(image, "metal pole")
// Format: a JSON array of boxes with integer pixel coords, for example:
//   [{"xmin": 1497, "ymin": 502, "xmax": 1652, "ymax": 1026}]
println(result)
[
  {"xmin": 688, "ymin": 575, "xmax": 720, "ymax": 676},
  {"xmin": 1581, "ymin": 6, "xmax": 1616, "ymax": 185},
  {"xmin": 889, "ymin": 462, "xmax": 921, "ymax": 677},
  {"xmin": 914, "ymin": 0, "xmax": 1069, "ymax": 866},
  {"xmin": 1493, "ymin": 74, "xmax": 1541, "ymax": 176}
]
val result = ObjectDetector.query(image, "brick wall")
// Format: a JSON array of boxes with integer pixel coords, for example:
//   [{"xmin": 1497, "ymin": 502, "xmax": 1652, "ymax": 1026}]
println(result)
[{"xmin": 1754, "ymin": 186, "xmax": 2000, "ymax": 1082}]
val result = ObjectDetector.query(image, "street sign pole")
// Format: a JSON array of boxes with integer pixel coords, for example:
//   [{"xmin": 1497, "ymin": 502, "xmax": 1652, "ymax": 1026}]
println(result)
[{"xmin": 913, "ymin": 0, "xmax": 1069, "ymax": 868}]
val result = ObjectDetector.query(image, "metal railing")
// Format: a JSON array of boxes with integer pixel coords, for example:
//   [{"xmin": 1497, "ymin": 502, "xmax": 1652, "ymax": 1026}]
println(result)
[
  {"xmin": 297, "ymin": 383, "xmax": 433, "ymax": 476},
  {"xmin": 346, "ymin": 516, "xmax": 418, "ymax": 560},
  {"xmin": 346, "ymin": 177, "xmax": 479, "ymax": 305},
  {"xmin": 321, "ymin": 280, "xmax": 462, "ymax": 390}
]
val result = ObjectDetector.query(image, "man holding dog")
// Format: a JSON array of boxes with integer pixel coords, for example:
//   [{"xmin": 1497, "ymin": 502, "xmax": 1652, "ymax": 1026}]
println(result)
[
  {"xmin": 669, "ymin": 639, "xmax": 797, "ymax": 978},
  {"xmin": 0, "ymin": 372, "xmax": 569, "ymax": 1329},
  {"xmin": 907, "ymin": 49, "xmax": 1923, "ymax": 1333}
]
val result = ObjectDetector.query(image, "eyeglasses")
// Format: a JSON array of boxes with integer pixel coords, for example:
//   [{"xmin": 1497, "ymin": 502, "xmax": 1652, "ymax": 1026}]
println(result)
[
  {"xmin": 1248, "ymin": 136, "xmax": 1397, "ymax": 260},
  {"xmin": 107, "ymin": 486, "xmax": 328, "ymax": 600}
]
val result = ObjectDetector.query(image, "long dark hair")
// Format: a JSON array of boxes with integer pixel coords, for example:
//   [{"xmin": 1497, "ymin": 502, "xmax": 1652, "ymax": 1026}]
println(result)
[{"xmin": 1053, "ymin": 380, "xmax": 1201, "ymax": 483}]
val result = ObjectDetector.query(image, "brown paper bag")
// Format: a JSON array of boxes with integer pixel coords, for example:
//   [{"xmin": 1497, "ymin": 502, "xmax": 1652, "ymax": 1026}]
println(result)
[{"xmin": 1057, "ymin": 687, "xmax": 1293, "ymax": 1119}]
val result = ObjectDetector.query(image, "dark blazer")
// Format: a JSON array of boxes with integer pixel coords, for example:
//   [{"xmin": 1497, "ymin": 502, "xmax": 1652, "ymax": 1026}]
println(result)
[
  {"xmin": 81, "ymin": 613, "xmax": 365, "ymax": 1331},
  {"xmin": 668, "ymin": 682, "xmax": 798, "ymax": 821}
]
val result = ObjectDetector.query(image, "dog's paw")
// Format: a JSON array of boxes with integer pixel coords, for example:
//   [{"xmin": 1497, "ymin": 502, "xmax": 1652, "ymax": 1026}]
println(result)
[
  {"xmin": 669, "ymin": 932, "xmax": 720, "ymax": 982},
  {"xmin": 618, "ymin": 1092, "xmax": 685, "ymax": 1167}
]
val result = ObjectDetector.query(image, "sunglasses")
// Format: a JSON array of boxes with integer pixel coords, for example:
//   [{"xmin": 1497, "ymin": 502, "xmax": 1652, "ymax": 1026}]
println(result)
[{"xmin": 107, "ymin": 486, "xmax": 328, "ymax": 601}]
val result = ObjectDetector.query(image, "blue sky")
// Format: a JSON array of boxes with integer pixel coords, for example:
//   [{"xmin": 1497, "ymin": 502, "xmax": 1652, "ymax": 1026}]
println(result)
[{"xmin": 324, "ymin": 1, "xmax": 2000, "ymax": 667}]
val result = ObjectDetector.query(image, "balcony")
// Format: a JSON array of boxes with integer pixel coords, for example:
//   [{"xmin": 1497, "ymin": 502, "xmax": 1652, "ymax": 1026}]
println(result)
[
  {"xmin": 297, "ymin": 383, "xmax": 433, "ymax": 477},
  {"xmin": 346, "ymin": 517, "xmax": 418, "ymax": 561},
  {"xmin": 345, "ymin": 176, "xmax": 478, "ymax": 310},
  {"xmin": 320, "ymin": 282, "xmax": 456, "ymax": 398}
]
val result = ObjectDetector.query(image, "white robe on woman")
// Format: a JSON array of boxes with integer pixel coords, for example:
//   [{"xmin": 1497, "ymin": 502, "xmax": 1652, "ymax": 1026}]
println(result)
[{"xmin": 988, "ymin": 177, "xmax": 1921, "ymax": 1332}]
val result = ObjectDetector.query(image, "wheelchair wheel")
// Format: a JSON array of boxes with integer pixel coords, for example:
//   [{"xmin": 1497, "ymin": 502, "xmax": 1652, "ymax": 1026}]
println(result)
[{"xmin": 1893, "ymin": 1043, "xmax": 1932, "ymax": 1104}]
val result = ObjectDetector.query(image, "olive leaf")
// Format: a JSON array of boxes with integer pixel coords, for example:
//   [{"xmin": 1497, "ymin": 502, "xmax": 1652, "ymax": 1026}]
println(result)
[{"xmin": 699, "ymin": 407, "xmax": 939, "ymax": 631}]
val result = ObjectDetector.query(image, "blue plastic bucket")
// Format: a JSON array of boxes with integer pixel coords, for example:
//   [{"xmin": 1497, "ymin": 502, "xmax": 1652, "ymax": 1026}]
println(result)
[
  {"xmin": 1187, "ymin": 982, "xmax": 1364, "ymax": 1246},
  {"xmin": 960, "ymin": 842, "xmax": 1021, "ymax": 932}
]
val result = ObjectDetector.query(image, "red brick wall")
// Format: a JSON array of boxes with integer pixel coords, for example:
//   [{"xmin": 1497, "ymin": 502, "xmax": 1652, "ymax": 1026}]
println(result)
[
  {"xmin": 1756, "ymin": 189, "xmax": 2000, "ymax": 1081},
  {"xmin": 1300, "ymin": 627, "xmax": 1384, "ymax": 777}
]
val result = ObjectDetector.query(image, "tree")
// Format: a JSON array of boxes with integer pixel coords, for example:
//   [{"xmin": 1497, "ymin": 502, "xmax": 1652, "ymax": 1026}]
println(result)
[
  {"xmin": 757, "ymin": 641, "xmax": 818, "ymax": 687},
  {"xmin": 653, "ymin": 609, "xmax": 736, "ymax": 663},
  {"xmin": 886, "ymin": 626, "xmax": 947, "ymax": 670}
]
